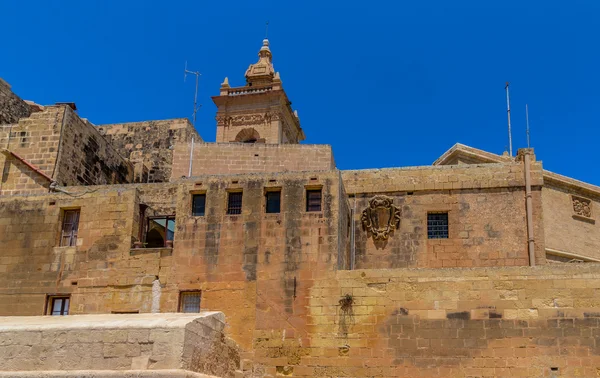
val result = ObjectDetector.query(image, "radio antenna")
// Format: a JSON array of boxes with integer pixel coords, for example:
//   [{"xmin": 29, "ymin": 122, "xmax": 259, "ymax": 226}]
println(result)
[
  {"xmin": 526, "ymin": 104, "xmax": 531, "ymax": 148},
  {"xmin": 505, "ymin": 82, "xmax": 513, "ymax": 156},
  {"xmin": 184, "ymin": 61, "xmax": 202, "ymax": 127}
]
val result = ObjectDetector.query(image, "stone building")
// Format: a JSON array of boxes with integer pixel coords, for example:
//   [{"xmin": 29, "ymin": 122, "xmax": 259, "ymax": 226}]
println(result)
[{"xmin": 1, "ymin": 39, "xmax": 600, "ymax": 377}]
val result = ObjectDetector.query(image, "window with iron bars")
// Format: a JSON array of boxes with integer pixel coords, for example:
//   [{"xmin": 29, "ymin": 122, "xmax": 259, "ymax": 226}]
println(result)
[
  {"xmin": 227, "ymin": 192, "xmax": 243, "ymax": 215},
  {"xmin": 265, "ymin": 190, "xmax": 281, "ymax": 213},
  {"xmin": 179, "ymin": 291, "xmax": 201, "ymax": 313},
  {"xmin": 306, "ymin": 189, "xmax": 322, "ymax": 212},
  {"xmin": 427, "ymin": 212, "xmax": 449, "ymax": 239},
  {"xmin": 60, "ymin": 210, "xmax": 80, "ymax": 247}
]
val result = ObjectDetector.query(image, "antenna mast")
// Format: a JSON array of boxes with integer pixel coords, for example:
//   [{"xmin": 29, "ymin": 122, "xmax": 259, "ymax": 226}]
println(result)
[
  {"xmin": 525, "ymin": 104, "xmax": 531, "ymax": 148},
  {"xmin": 184, "ymin": 61, "xmax": 202, "ymax": 127},
  {"xmin": 505, "ymin": 82, "xmax": 513, "ymax": 157}
]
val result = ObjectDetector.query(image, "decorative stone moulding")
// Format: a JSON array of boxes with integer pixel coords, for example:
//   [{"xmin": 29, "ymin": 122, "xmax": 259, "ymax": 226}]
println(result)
[
  {"xmin": 361, "ymin": 195, "xmax": 401, "ymax": 242},
  {"xmin": 571, "ymin": 194, "xmax": 594, "ymax": 222}
]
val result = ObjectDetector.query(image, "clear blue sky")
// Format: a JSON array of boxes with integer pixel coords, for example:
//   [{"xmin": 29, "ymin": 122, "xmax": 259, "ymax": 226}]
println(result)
[{"xmin": 2, "ymin": 1, "xmax": 599, "ymax": 185}]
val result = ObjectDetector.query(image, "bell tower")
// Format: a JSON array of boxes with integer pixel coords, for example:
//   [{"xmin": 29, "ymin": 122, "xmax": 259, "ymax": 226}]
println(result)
[{"xmin": 212, "ymin": 39, "xmax": 305, "ymax": 144}]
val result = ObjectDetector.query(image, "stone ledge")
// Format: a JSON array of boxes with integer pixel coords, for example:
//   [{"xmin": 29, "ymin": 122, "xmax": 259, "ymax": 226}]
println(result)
[
  {"xmin": 0, "ymin": 312, "xmax": 224, "ymax": 332},
  {"xmin": 0, "ymin": 370, "xmax": 223, "ymax": 378}
]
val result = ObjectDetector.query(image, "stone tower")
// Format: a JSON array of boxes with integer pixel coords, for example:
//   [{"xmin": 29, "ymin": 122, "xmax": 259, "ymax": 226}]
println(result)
[{"xmin": 212, "ymin": 39, "xmax": 305, "ymax": 144}]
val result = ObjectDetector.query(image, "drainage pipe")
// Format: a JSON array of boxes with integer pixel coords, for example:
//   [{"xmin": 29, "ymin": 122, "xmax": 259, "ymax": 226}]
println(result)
[{"xmin": 523, "ymin": 150, "xmax": 536, "ymax": 266}]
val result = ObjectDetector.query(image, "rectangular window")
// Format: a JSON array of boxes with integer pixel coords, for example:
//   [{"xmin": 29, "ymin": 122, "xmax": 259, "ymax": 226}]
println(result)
[
  {"xmin": 192, "ymin": 194, "xmax": 206, "ymax": 216},
  {"xmin": 60, "ymin": 210, "xmax": 80, "ymax": 247},
  {"xmin": 306, "ymin": 189, "xmax": 322, "ymax": 212},
  {"xmin": 145, "ymin": 215, "xmax": 175, "ymax": 248},
  {"xmin": 227, "ymin": 192, "xmax": 243, "ymax": 215},
  {"xmin": 265, "ymin": 190, "xmax": 281, "ymax": 213},
  {"xmin": 48, "ymin": 296, "xmax": 70, "ymax": 316},
  {"xmin": 179, "ymin": 291, "xmax": 201, "ymax": 313},
  {"xmin": 427, "ymin": 212, "xmax": 449, "ymax": 239}
]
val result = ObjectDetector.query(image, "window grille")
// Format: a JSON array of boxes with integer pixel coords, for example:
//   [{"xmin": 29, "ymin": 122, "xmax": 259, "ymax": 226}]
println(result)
[
  {"xmin": 60, "ymin": 210, "xmax": 80, "ymax": 247},
  {"xmin": 179, "ymin": 291, "xmax": 201, "ymax": 313},
  {"xmin": 192, "ymin": 194, "xmax": 206, "ymax": 216},
  {"xmin": 49, "ymin": 296, "xmax": 70, "ymax": 316},
  {"xmin": 265, "ymin": 191, "xmax": 281, "ymax": 213},
  {"xmin": 227, "ymin": 192, "xmax": 243, "ymax": 215},
  {"xmin": 306, "ymin": 189, "xmax": 322, "ymax": 212},
  {"xmin": 427, "ymin": 212, "xmax": 449, "ymax": 239}
]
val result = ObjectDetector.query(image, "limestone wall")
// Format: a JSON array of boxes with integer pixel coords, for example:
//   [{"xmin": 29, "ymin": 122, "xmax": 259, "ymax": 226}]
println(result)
[
  {"xmin": 98, "ymin": 119, "xmax": 200, "ymax": 183},
  {"xmin": 0, "ymin": 106, "xmax": 134, "ymax": 196},
  {"xmin": 171, "ymin": 143, "xmax": 335, "ymax": 178},
  {"xmin": 542, "ymin": 180, "xmax": 600, "ymax": 261},
  {"xmin": 0, "ymin": 312, "xmax": 239, "ymax": 377},
  {"xmin": 0, "ymin": 78, "xmax": 30, "ymax": 125},
  {"xmin": 249, "ymin": 264, "xmax": 600, "ymax": 377},
  {"xmin": 344, "ymin": 163, "xmax": 546, "ymax": 269},
  {"xmin": 0, "ymin": 188, "xmax": 137, "ymax": 315}
]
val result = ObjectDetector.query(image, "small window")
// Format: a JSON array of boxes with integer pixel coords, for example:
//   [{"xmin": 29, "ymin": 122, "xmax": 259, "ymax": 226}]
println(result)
[
  {"xmin": 192, "ymin": 194, "xmax": 206, "ymax": 216},
  {"xmin": 146, "ymin": 216, "xmax": 175, "ymax": 248},
  {"xmin": 306, "ymin": 189, "xmax": 322, "ymax": 212},
  {"xmin": 179, "ymin": 291, "xmax": 201, "ymax": 313},
  {"xmin": 427, "ymin": 212, "xmax": 449, "ymax": 239},
  {"xmin": 265, "ymin": 190, "xmax": 281, "ymax": 214},
  {"xmin": 48, "ymin": 296, "xmax": 70, "ymax": 316},
  {"xmin": 227, "ymin": 192, "xmax": 243, "ymax": 215},
  {"xmin": 60, "ymin": 209, "xmax": 80, "ymax": 247}
]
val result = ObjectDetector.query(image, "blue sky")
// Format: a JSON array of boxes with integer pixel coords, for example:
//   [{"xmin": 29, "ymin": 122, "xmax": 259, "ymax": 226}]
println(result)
[{"xmin": 2, "ymin": 1, "xmax": 599, "ymax": 185}]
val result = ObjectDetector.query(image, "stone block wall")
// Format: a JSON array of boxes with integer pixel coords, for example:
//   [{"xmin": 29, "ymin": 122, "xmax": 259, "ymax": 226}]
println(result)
[
  {"xmin": 0, "ymin": 312, "xmax": 240, "ymax": 377},
  {"xmin": 0, "ymin": 106, "xmax": 134, "ymax": 196},
  {"xmin": 542, "ymin": 174, "xmax": 600, "ymax": 261},
  {"xmin": 55, "ymin": 109, "xmax": 134, "ymax": 186},
  {"xmin": 0, "ymin": 107, "xmax": 63, "ymax": 195},
  {"xmin": 0, "ymin": 78, "xmax": 30, "ymax": 125},
  {"xmin": 344, "ymin": 163, "xmax": 546, "ymax": 269},
  {"xmin": 97, "ymin": 119, "xmax": 201, "ymax": 183},
  {"xmin": 171, "ymin": 143, "xmax": 335, "ymax": 178},
  {"xmin": 0, "ymin": 187, "xmax": 137, "ymax": 315},
  {"xmin": 249, "ymin": 264, "xmax": 600, "ymax": 377}
]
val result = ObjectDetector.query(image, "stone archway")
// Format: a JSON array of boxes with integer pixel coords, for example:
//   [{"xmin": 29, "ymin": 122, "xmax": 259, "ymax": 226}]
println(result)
[{"xmin": 234, "ymin": 128, "xmax": 262, "ymax": 143}]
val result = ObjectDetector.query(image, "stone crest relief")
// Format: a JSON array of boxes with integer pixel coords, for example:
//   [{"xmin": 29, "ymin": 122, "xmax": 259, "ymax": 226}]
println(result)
[
  {"xmin": 361, "ymin": 196, "xmax": 401, "ymax": 242},
  {"xmin": 572, "ymin": 195, "xmax": 593, "ymax": 219}
]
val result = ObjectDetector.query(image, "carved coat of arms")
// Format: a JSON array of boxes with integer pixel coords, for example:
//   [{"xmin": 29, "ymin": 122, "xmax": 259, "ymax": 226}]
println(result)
[{"xmin": 361, "ymin": 196, "xmax": 401, "ymax": 241}]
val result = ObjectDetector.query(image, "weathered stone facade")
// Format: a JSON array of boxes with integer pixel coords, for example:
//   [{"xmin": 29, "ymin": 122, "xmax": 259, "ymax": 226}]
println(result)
[{"xmin": 1, "ymin": 38, "xmax": 600, "ymax": 378}]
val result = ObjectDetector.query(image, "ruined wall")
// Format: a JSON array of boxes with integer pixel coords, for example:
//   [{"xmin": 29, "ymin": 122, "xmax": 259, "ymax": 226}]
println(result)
[
  {"xmin": 250, "ymin": 264, "xmax": 600, "ymax": 378},
  {"xmin": 0, "ymin": 312, "xmax": 240, "ymax": 377},
  {"xmin": 172, "ymin": 143, "xmax": 335, "ymax": 179},
  {"xmin": 343, "ymin": 163, "xmax": 546, "ymax": 269},
  {"xmin": 542, "ymin": 178, "xmax": 600, "ymax": 261},
  {"xmin": 56, "ymin": 107, "xmax": 134, "ymax": 186},
  {"xmin": 0, "ymin": 78, "xmax": 30, "ymax": 125},
  {"xmin": 97, "ymin": 119, "xmax": 201, "ymax": 183}
]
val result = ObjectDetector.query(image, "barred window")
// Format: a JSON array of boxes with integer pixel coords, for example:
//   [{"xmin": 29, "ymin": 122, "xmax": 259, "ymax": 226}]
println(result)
[
  {"xmin": 306, "ymin": 189, "xmax": 322, "ymax": 212},
  {"xmin": 60, "ymin": 210, "xmax": 80, "ymax": 247},
  {"xmin": 427, "ymin": 212, "xmax": 449, "ymax": 239},
  {"xmin": 265, "ymin": 190, "xmax": 281, "ymax": 213},
  {"xmin": 227, "ymin": 192, "xmax": 243, "ymax": 215},
  {"xmin": 179, "ymin": 291, "xmax": 201, "ymax": 313},
  {"xmin": 192, "ymin": 194, "xmax": 206, "ymax": 216}
]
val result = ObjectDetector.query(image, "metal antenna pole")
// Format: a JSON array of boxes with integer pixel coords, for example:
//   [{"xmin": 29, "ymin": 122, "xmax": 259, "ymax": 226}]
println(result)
[
  {"xmin": 525, "ymin": 104, "xmax": 531, "ymax": 148},
  {"xmin": 505, "ymin": 82, "xmax": 513, "ymax": 157},
  {"xmin": 184, "ymin": 61, "xmax": 202, "ymax": 127}
]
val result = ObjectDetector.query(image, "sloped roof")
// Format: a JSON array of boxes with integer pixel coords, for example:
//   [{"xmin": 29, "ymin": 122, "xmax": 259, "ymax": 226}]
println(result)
[{"xmin": 433, "ymin": 143, "xmax": 600, "ymax": 197}]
